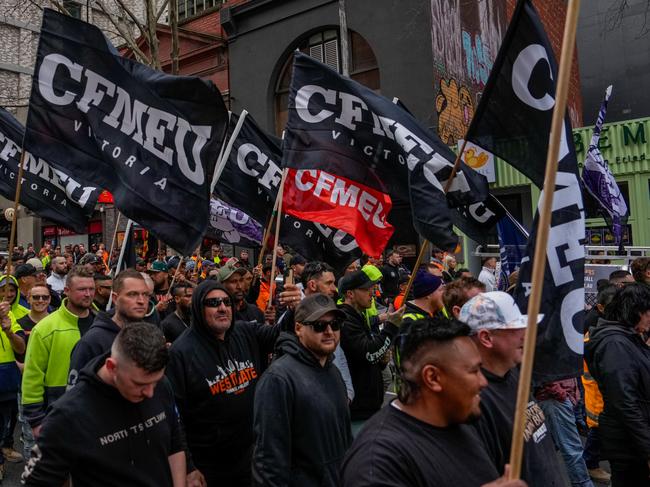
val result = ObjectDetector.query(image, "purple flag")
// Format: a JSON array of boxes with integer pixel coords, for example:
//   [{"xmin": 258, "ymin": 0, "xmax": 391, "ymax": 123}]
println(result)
[
  {"xmin": 581, "ymin": 86, "xmax": 628, "ymax": 247},
  {"xmin": 207, "ymin": 197, "xmax": 263, "ymax": 246}
]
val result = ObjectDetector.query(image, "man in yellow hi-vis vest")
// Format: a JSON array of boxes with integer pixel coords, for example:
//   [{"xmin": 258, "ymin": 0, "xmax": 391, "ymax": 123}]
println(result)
[{"xmin": 402, "ymin": 271, "xmax": 445, "ymax": 324}]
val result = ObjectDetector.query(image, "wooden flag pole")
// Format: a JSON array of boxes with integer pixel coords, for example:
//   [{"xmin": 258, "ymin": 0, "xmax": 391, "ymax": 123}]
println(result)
[
  {"xmin": 167, "ymin": 256, "xmax": 185, "ymax": 295},
  {"xmin": 4, "ymin": 150, "xmax": 27, "ymax": 289},
  {"xmin": 443, "ymin": 138, "xmax": 469, "ymax": 195},
  {"xmin": 107, "ymin": 218, "xmax": 134, "ymax": 310},
  {"xmin": 400, "ymin": 239, "xmax": 428, "ymax": 305},
  {"xmin": 267, "ymin": 168, "xmax": 288, "ymax": 309},
  {"xmin": 258, "ymin": 170, "xmax": 286, "ymax": 267},
  {"xmin": 508, "ymin": 0, "xmax": 581, "ymax": 479},
  {"xmin": 107, "ymin": 210, "xmax": 122, "ymax": 275}
]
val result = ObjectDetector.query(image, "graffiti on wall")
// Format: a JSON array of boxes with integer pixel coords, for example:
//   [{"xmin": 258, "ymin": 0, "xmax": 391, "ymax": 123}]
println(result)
[
  {"xmin": 435, "ymin": 78, "xmax": 474, "ymax": 145},
  {"xmin": 431, "ymin": 0, "xmax": 507, "ymax": 142}
]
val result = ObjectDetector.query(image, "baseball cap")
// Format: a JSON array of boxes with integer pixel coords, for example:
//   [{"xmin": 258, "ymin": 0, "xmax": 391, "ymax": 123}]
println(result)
[
  {"xmin": 339, "ymin": 269, "xmax": 380, "ymax": 294},
  {"xmin": 295, "ymin": 293, "xmax": 345, "ymax": 323},
  {"xmin": 26, "ymin": 258, "xmax": 44, "ymax": 272},
  {"xmin": 217, "ymin": 262, "xmax": 246, "ymax": 282},
  {"xmin": 290, "ymin": 254, "xmax": 306, "ymax": 266},
  {"xmin": 14, "ymin": 263, "xmax": 37, "ymax": 279},
  {"xmin": 361, "ymin": 264, "xmax": 383, "ymax": 282},
  {"xmin": 459, "ymin": 291, "xmax": 542, "ymax": 334},
  {"xmin": 80, "ymin": 253, "xmax": 101, "ymax": 265},
  {"xmin": 148, "ymin": 261, "xmax": 168, "ymax": 273}
]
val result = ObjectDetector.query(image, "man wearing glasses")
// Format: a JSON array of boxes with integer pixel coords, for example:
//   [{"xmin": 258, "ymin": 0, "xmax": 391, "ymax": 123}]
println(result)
[
  {"xmin": 166, "ymin": 280, "xmax": 295, "ymax": 487},
  {"xmin": 252, "ymin": 293, "xmax": 352, "ymax": 487}
]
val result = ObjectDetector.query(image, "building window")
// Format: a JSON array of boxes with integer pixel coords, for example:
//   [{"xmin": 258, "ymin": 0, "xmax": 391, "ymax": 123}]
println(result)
[
  {"xmin": 63, "ymin": 0, "xmax": 82, "ymax": 18},
  {"xmin": 178, "ymin": 0, "xmax": 224, "ymax": 21},
  {"xmin": 274, "ymin": 29, "xmax": 380, "ymax": 135}
]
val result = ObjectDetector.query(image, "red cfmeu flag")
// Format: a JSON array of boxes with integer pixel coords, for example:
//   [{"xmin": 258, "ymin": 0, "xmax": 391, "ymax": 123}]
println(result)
[{"xmin": 283, "ymin": 168, "xmax": 393, "ymax": 258}]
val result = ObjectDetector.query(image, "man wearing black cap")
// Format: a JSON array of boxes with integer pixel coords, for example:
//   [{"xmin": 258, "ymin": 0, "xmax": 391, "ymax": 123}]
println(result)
[
  {"xmin": 79, "ymin": 253, "xmax": 105, "ymax": 276},
  {"xmin": 339, "ymin": 270, "xmax": 403, "ymax": 434},
  {"xmin": 148, "ymin": 261, "xmax": 171, "ymax": 316},
  {"xmin": 219, "ymin": 262, "xmax": 265, "ymax": 324},
  {"xmin": 402, "ymin": 271, "xmax": 446, "ymax": 323},
  {"xmin": 252, "ymin": 294, "xmax": 352, "ymax": 487}
]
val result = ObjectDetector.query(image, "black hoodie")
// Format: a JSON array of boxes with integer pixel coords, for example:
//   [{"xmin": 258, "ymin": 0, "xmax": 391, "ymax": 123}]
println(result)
[
  {"xmin": 338, "ymin": 303, "xmax": 399, "ymax": 420},
  {"xmin": 584, "ymin": 319, "xmax": 650, "ymax": 461},
  {"xmin": 22, "ymin": 353, "xmax": 183, "ymax": 487},
  {"xmin": 68, "ymin": 312, "xmax": 121, "ymax": 387},
  {"xmin": 166, "ymin": 280, "xmax": 280, "ymax": 486},
  {"xmin": 252, "ymin": 332, "xmax": 352, "ymax": 487}
]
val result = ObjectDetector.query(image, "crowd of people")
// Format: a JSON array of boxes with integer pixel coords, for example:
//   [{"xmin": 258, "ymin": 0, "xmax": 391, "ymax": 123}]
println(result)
[{"xmin": 0, "ymin": 240, "xmax": 648, "ymax": 486}]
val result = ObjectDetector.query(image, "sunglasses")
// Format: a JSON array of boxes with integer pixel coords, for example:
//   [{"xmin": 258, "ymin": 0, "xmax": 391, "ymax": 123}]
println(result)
[
  {"xmin": 31, "ymin": 295, "xmax": 50, "ymax": 301},
  {"xmin": 304, "ymin": 319, "xmax": 343, "ymax": 333},
  {"xmin": 203, "ymin": 297, "xmax": 232, "ymax": 308}
]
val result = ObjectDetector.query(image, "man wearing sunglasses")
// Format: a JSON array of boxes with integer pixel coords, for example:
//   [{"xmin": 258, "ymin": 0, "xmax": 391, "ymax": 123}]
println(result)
[
  {"xmin": 166, "ymin": 280, "xmax": 281, "ymax": 487},
  {"xmin": 300, "ymin": 261, "xmax": 354, "ymax": 402},
  {"xmin": 252, "ymin": 293, "xmax": 351, "ymax": 487}
]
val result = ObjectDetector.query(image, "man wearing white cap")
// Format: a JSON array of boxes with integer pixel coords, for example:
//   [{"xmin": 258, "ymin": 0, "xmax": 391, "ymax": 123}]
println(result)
[{"xmin": 459, "ymin": 292, "xmax": 565, "ymax": 487}]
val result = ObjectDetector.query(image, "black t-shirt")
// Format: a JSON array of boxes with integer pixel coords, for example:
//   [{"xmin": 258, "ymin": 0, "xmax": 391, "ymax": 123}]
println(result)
[
  {"xmin": 161, "ymin": 312, "xmax": 189, "ymax": 343},
  {"xmin": 342, "ymin": 402, "xmax": 500, "ymax": 486},
  {"xmin": 380, "ymin": 263, "xmax": 400, "ymax": 300},
  {"xmin": 584, "ymin": 307, "xmax": 600, "ymax": 332},
  {"xmin": 77, "ymin": 313, "xmax": 95, "ymax": 337},
  {"xmin": 16, "ymin": 314, "xmax": 39, "ymax": 362},
  {"xmin": 474, "ymin": 368, "xmax": 564, "ymax": 487}
]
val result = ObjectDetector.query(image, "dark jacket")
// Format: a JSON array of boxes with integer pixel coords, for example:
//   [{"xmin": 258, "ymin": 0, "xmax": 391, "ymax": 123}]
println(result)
[
  {"xmin": 235, "ymin": 300, "xmax": 265, "ymax": 324},
  {"xmin": 166, "ymin": 280, "xmax": 280, "ymax": 486},
  {"xmin": 68, "ymin": 312, "xmax": 120, "ymax": 387},
  {"xmin": 23, "ymin": 354, "xmax": 184, "ymax": 487},
  {"xmin": 584, "ymin": 319, "xmax": 650, "ymax": 461},
  {"xmin": 252, "ymin": 333, "xmax": 352, "ymax": 487},
  {"xmin": 380, "ymin": 263, "xmax": 400, "ymax": 300},
  {"xmin": 338, "ymin": 303, "xmax": 399, "ymax": 420}
]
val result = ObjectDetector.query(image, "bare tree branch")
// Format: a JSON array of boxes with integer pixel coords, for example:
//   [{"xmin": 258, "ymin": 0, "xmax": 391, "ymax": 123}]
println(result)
[
  {"xmin": 146, "ymin": 0, "xmax": 160, "ymax": 69},
  {"xmin": 95, "ymin": 0, "xmax": 151, "ymax": 64},
  {"xmin": 156, "ymin": 0, "xmax": 170, "ymax": 22},
  {"xmin": 111, "ymin": 0, "xmax": 147, "ymax": 37},
  {"xmin": 48, "ymin": 0, "xmax": 72, "ymax": 16}
]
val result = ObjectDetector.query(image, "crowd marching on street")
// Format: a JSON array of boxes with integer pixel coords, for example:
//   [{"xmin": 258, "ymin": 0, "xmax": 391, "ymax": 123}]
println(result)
[
  {"xmin": 0, "ymin": 0, "xmax": 648, "ymax": 485},
  {"xmin": 0, "ymin": 239, "xmax": 647, "ymax": 487}
]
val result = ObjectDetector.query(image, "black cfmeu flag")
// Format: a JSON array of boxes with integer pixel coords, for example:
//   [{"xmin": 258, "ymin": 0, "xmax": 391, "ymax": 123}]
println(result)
[
  {"xmin": 468, "ymin": 0, "xmax": 586, "ymax": 382},
  {"xmin": 24, "ymin": 9, "xmax": 228, "ymax": 255},
  {"xmin": 213, "ymin": 112, "xmax": 361, "ymax": 271},
  {"xmin": 394, "ymin": 98, "xmax": 503, "ymax": 245},
  {"xmin": 282, "ymin": 52, "xmax": 489, "ymax": 252},
  {"xmin": 0, "ymin": 108, "xmax": 100, "ymax": 233}
]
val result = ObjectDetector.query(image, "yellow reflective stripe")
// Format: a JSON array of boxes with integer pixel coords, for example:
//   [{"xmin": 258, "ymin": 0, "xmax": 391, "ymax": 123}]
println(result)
[{"xmin": 403, "ymin": 312, "xmax": 426, "ymax": 321}]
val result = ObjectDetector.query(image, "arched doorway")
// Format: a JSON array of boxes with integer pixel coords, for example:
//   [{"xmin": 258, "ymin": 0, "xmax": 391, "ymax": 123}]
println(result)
[{"xmin": 274, "ymin": 29, "xmax": 380, "ymax": 136}]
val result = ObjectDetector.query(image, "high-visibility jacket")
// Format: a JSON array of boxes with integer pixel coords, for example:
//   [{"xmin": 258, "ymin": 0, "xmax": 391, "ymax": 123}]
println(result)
[{"xmin": 582, "ymin": 332, "xmax": 603, "ymax": 428}]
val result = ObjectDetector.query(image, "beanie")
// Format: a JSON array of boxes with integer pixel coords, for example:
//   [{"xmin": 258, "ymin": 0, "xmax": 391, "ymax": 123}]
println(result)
[{"xmin": 413, "ymin": 271, "xmax": 443, "ymax": 299}]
